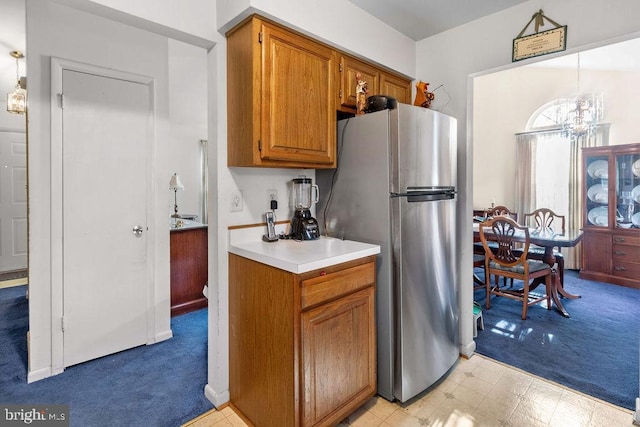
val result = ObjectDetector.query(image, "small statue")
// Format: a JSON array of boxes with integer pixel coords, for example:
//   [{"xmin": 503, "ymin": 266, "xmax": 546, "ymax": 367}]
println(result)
[
  {"xmin": 355, "ymin": 73, "xmax": 368, "ymax": 115},
  {"xmin": 413, "ymin": 80, "xmax": 435, "ymax": 108}
]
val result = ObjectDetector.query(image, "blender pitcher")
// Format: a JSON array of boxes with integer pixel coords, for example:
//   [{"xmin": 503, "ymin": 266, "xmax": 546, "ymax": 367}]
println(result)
[
  {"xmin": 290, "ymin": 175, "xmax": 320, "ymax": 240},
  {"xmin": 292, "ymin": 175, "xmax": 319, "ymax": 209}
]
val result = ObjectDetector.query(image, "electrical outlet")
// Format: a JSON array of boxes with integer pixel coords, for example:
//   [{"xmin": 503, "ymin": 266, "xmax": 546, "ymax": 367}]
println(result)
[
  {"xmin": 266, "ymin": 189, "xmax": 278, "ymax": 209},
  {"xmin": 230, "ymin": 190, "xmax": 243, "ymax": 212}
]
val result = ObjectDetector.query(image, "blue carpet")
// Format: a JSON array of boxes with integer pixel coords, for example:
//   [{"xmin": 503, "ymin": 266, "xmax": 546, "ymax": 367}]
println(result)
[
  {"xmin": 473, "ymin": 270, "xmax": 640, "ymax": 410},
  {"xmin": 0, "ymin": 285, "xmax": 213, "ymax": 426}
]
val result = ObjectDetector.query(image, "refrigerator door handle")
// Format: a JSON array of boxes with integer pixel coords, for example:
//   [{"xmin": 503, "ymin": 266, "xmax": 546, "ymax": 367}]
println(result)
[{"xmin": 391, "ymin": 187, "xmax": 457, "ymax": 202}]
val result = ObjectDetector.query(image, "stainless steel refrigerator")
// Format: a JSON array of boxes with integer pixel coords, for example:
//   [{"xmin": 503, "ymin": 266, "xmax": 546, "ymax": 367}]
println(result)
[{"xmin": 316, "ymin": 103, "xmax": 458, "ymax": 402}]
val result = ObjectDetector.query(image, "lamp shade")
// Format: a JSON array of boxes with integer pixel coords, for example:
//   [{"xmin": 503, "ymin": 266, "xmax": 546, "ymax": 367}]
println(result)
[{"xmin": 169, "ymin": 173, "xmax": 184, "ymax": 191}]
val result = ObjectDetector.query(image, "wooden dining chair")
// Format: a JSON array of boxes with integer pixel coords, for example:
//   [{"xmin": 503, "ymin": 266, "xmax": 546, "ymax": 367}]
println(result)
[
  {"xmin": 478, "ymin": 217, "xmax": 552, "ymax": 320},
  {"xmin": 473, "ymin": 254, "xmax": 485, "ymax": 291},
  {"xmin": 522, "ymin": 208, "xmax": 566, "ymax": 287},
  {"xmin": 487, "ymin": 205, "xmax": 518, "ymax": 221},
  {"xmin": 474, "ymin": 205, "xmax": 518, "ymax": 256}
]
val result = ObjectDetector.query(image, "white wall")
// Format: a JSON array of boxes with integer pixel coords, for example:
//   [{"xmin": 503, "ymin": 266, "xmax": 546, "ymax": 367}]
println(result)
[
  {"xmin": 26, "ymin": 0, "xmax": 172, "ymax": 381},
  {"xmin": 216, "ymin": 0, "xmax": 415, "ymax": 77},
  {"xmin": 415, "ymin": 0, "xmax": 640, "ymax": 358},
  {"xmin": 474, "ymin": 65, "xmax": 640, "ymax": 210},
  {"xmin": 0, "ymin": 0, "xmax": 26, "ymax": 132},
  {"xmin": 168, "ymin": 40, "xmax": 208, "ymax": 221}
]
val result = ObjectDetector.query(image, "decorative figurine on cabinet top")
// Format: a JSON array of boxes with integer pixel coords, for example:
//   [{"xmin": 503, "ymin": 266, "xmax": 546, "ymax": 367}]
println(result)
[
  {"xmin": 413, "ymin": 80, "xmax": 435, "ymax": 109},
  {"xmin": 355, "ymin": 72, "xmax": 368, "ymax": 115}
]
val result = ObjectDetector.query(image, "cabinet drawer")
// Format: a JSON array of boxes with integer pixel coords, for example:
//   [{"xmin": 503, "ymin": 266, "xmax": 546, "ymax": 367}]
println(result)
[
  {"xmin": 612, "ymin": 234, "xmax": 640, "ymax": 246},
  {"xmin": 612, "ymin": 244, "xmax": 640, "ymax": 262},
  {"xmin": 301, "ymin": 262, "xmax": 375, "ymax": 310},
  {"xmin": 611, "ymin": 260, "xmax": 640, "ymax": 279}
]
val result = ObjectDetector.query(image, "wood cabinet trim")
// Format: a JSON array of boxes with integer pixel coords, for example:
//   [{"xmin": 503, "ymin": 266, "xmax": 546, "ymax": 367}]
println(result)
[
  {"xmin": 229, "ymin": 253, "xmax": 376, "ymax": 426},
  {"xmin": 227, "ymin": 14, "xmax": 411, "ymax": 168}
]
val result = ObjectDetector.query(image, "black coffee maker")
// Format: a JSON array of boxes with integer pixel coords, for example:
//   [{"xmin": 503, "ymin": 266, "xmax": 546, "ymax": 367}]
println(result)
[{"xmin": 290, "ymin": 176, "xmax": 320, "ymax": 240}]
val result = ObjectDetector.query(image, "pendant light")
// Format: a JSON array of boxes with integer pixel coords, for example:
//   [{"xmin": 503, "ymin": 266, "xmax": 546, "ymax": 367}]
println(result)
[
  {"xmin": 6, "ymin": 50, "xmax": 26, "ymax": 114},
  {"xmin": 561, "ymin": 53, "xmax": 603, "ymax": 139}
]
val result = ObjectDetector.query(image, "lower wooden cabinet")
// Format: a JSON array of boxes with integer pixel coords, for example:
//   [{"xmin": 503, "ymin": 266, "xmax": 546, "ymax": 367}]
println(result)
[
  {"xmin": 170, "ymin": 226, "xmax": 208, "ymax": 316},
  {"xmin": 229, "ymin": 254, "xmax": 377, "ymax": 427},
  {"xmin": 580, "ymin": 229, "xmax": 640, "ymax": 289}
]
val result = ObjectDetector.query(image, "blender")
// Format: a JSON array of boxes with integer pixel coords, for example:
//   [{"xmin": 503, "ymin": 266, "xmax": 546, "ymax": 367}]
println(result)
[{"xmin": 290, "ymin": 175, "xmax": 320, "ymax": 240}]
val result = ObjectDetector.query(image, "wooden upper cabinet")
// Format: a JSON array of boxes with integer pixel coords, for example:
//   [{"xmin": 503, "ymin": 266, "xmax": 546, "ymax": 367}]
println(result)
[
  {"xmin": 338, "ymin": 55, "xmax": 379, "ymax": 111},
  {"xmin": 338, "ymin": 54, "xmax": 412, "ymax": 114},
  {"xmin": 380, "ymin": 72, "xmax": 412, "ymax": 105},
  {"xmin": 227, "ymin": 16, "xmax": 337, "ymax": 168},
  {"xmin": 227, "ymin": 15, "xmax": 412, "ymax": 168}
]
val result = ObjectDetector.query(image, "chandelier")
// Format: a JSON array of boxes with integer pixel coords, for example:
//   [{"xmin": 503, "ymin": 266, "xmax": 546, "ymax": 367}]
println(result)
[
  {"xmin": 561, "ymin": 92, "xmax": 603, "ymax": 139},
  {"xmin": 6, "ymin": 50, "xmax": 26, "ymax": 114},
  {"xmin": 561, "ymin": 53, "xmax": 603, "ymax": 139}
]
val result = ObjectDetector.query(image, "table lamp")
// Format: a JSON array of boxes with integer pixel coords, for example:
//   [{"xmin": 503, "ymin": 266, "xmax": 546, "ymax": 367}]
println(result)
[{"xmin": 169, "ymin": 173, "xmax": 185, "ymax": 218}]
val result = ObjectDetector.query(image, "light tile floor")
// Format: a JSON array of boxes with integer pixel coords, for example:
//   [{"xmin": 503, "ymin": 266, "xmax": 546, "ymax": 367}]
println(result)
[{"xmin": 183, "ymin": 354, "xmax": 636, "ymax": 427}]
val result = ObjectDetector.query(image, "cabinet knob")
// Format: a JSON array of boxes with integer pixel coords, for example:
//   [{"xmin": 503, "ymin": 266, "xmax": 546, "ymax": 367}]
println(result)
[
  {"xmin": 613, "ymin": 237, "xmax": 625, "ymax": 243},
  {"xmin": 614, "ymin": 266, "xmax": 627, "ymax": 271},
  {"xmin": 614, "ymin": 250, "xmax": 627, "ymax": 256}
]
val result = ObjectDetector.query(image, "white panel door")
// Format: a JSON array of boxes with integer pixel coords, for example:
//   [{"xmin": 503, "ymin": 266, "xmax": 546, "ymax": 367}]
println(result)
[
  {"xmin": 0, "ymin": 131, "xmax": 27, "ymax": 272},
  {"xmin": 62, "ymin": 69, "xmax": 150, "ymax": 367}
]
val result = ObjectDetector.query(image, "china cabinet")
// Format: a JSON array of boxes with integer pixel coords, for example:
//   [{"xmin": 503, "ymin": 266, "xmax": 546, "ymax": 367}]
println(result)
[
  {"xmin": 229, "ymin": 254, "xmax": 377, "ymax": 427},
  {"xmin": 580, "ymin": 143, "xmax": 640, "ymax": 289}
]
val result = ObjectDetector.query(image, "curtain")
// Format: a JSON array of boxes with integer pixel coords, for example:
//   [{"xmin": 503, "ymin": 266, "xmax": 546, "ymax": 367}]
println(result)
[
  {"xmin": 567, "ymin": 124, "xmax": 610, "ymax": 269},
  {"xmin": 515, "ymin": 125, "xmax": 609, "ymax": 270},
  {"xmin": 514, "ymin": 133, "xmax": 537, "ymax": 220}
]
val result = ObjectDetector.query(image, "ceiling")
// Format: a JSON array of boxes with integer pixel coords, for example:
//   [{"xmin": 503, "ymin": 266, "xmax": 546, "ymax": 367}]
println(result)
[{"xmin": 346, "ymin": 0, "xmax": 527, "ymax": 41}]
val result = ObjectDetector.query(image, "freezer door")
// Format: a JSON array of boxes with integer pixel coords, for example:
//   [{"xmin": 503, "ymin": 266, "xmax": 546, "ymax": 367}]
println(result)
[
  {"xmin": 392, "ymin": 195, "xmax": 459, "ymax": 402},
  {"xmin": 391, "ymin": 104, "xmax": 457, "ymax": 193}
]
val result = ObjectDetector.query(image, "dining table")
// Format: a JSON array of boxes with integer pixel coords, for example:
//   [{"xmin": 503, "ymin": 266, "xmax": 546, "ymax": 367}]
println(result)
[{"xmin": 473, "ymin": 221, "xmax": 584, "ymax": 318}]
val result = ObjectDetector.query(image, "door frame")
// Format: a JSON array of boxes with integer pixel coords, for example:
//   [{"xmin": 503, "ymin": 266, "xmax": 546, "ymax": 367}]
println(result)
[{"xmin": 50, "ymin": 57, "xmax": 157, "ymax": 375}]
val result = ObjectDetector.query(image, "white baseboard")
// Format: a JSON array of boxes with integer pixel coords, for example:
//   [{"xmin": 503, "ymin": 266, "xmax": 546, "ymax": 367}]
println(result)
[
  {"xmin": 153, "ymin": 329, "xmax": 173, "ymax": 343},
  {"xmin": 204, "ymin": 384, "xmax": 230, "ymax": 408},
  {"xmin": 27, "ymin": 366, "xmax": 52, "ymax": 383},
  {"xmin": 633, "ymin": 397, "xmax": 640, "ymax": 425},
  {"xmin": 459, "ymin": 339, "xmax": 477, "ymax": 358}
]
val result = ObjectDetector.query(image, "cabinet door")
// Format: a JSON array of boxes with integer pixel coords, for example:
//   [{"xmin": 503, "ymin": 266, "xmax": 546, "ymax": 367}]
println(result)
[
  {"xmin": 582, "ymin": 231, "xmax": 611, "ymax": 274},
  {"xmin": 170, "ymin": 228, "xmax": 208, "ymax": 316},
  {"xmin": 301, "ymin": 287, "xmax": 376, "ymax": 426},
  {"xmin": 261, "ymin": 23, "xmax": 336, "ymax": 165},
  {"xmin": 584, "ymin": 154, "xmax": 610, "ymax": 228},
  {"xmin": 615, "ymin": 153, "xmax": 640, "ymax": 227},
  {"xmin": 339, "ymin": 55, "xmax": 379, "ymax": 110},
  {"xmin": 380, "ymin": 72, "xmax": 411, "ymax": 104}
]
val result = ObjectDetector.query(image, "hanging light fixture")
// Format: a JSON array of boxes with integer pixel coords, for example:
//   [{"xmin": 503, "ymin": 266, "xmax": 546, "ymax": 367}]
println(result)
[
  {"xmin": 561, "ymin": 53, "xmax": 603, "ymax": 139},
  {"xmin": 6, "ymin": 50, "xmax": 27, "ymax": 114}
]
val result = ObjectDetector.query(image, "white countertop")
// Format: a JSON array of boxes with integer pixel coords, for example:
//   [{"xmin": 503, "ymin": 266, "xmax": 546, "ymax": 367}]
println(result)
[
  {"xmin": 170, "ymin": 219, "xmax": 207, "ymax": 231},
  {"xmin": 228, "ymin": 224, "xmax": 380, "ymax": 274}
]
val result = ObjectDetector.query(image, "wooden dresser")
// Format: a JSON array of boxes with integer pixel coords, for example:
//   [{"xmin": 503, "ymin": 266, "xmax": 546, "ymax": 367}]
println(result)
[{"xmin": 170, "ymin": 224, "xmax": 208, "ymax": 316}]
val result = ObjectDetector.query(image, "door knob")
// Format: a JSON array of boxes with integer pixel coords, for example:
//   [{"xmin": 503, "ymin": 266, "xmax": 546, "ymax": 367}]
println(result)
[{"xmin": 133, "ymin": 225, "xmax": 144, "ymax": 237}]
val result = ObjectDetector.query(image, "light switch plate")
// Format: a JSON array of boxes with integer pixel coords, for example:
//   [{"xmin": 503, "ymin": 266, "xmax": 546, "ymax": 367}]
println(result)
[{"xmin": 230, "ymin": 190, "xmax": 243, "ymax": 212}]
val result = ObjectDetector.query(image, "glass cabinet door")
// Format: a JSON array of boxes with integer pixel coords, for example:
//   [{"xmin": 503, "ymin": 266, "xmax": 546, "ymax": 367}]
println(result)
[
  {"xmin": 585, "ymin": 155, "xmax": 609, "ymax": 228},
  {"xmin": 616, "ymin": 153, "xmax": 640, "ymax": 229}
]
